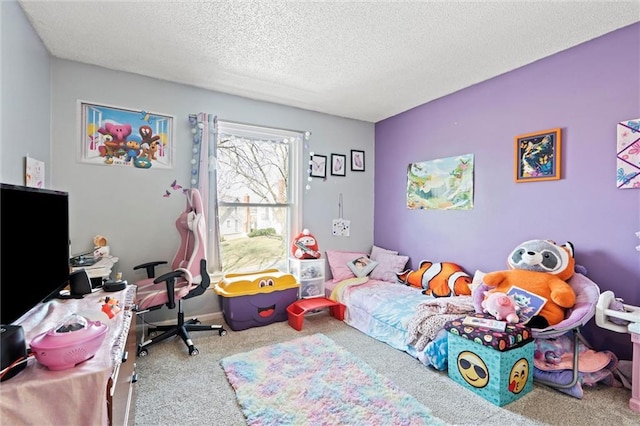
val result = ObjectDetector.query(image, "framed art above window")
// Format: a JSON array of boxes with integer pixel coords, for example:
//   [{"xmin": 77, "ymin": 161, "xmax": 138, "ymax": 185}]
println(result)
[
  {"xmin": 514, "ymin": 128, "xmax": 561, "ymax": 182},
  {"xmin": 351, "ymin": 150, "xmax": 365, "ymax": 172}
]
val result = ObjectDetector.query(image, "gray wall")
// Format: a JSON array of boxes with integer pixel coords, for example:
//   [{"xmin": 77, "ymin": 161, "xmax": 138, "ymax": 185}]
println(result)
[
  {"xmin": 3, "ymin": 1, "xmax": 375, "ymax": 321},
  {"xmin": 1, "ymin": 0, "xmax": 51, "ymax": 184}
]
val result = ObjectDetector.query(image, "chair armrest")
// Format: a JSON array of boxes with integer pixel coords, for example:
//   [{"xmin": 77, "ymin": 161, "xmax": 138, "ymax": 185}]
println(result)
[
  {"xmin": 133, "ymin": 261, "xmax": 168, "ymax": 278},
  {"xmin": 153, "ymin": 270, "xmax": 185, "ymax": 310}
]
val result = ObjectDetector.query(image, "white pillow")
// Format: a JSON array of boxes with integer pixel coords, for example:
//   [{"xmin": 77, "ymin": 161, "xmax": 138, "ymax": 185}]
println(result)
[{"xmin": 346, "ymin": 255, "xmax": 378, "ymax": 278}]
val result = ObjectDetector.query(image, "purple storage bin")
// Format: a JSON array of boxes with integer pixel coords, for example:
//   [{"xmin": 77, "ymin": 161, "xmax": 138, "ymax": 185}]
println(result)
[{"xmin": 214, "ymin": 269, "xmax": 299, "ymax": 331}]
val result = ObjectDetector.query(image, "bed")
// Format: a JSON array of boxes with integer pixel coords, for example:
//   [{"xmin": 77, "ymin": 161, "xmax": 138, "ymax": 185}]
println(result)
[
  {"xmin": 325, "ymin": 277, "xmax": 472, "ymax": 370},
  {"xmin": 323, "ymin": 248, "xmax": 619, "ymax": 398}
]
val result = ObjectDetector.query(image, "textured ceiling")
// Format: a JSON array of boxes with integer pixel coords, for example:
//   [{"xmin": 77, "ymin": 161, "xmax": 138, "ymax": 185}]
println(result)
[{"xmin": 17, "ymin": 1, "xmax": 640, "ymax": 123}]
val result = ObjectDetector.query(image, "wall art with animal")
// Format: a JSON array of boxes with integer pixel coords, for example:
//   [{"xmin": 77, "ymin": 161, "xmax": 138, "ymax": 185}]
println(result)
[{"xmin": 79, "ymin": 101, "xmax": 174, "ymax": 169}]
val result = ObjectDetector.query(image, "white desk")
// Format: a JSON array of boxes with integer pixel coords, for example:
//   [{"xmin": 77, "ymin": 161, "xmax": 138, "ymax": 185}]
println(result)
[{"xmin": 72, "ymin": 255, "xmax": 119, "ymax": 282}]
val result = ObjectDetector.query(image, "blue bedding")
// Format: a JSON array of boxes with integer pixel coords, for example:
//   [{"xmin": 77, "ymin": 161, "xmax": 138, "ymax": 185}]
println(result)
[{"xmin": 334, "ymin": 279, "xmax": 453, "ymax": 370}]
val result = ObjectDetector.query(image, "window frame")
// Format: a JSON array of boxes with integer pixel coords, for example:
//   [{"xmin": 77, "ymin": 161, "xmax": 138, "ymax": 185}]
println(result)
[{"xmin": 211, "ymin": 120, "xmax": 303, "ymax": 273}]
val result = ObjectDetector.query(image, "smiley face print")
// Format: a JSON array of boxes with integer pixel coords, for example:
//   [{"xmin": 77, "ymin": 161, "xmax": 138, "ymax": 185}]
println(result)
[
  {"xmin": 508, "ymin": 358, "xmax": 530, "ymax": 394},
  {"xmin": 457, "ymin": 351, "xmax": 489, "ymax": 388}
]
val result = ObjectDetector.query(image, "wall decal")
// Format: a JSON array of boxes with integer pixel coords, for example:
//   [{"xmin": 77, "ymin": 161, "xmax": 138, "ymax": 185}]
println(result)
[{"xmin": 79, "ymin": 100, "xmax": 174, "ymax": 169}]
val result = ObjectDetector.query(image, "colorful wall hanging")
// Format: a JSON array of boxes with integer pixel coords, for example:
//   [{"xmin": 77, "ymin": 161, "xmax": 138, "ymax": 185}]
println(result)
[
  {"xmin": 406, "ymin": 154, "xmax": 474, "ymax": 210},
  {"xmin": 616, "ymin": 117, "xmax": 640, "ymax": 189},
  {"xmin": 79, "ymin": 101, "xmax": 174, "ymax": 169}
]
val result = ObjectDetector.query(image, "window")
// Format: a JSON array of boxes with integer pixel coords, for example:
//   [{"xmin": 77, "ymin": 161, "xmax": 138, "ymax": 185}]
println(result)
[{"xmin": 214, "ymin": 120, "xmax": 302, "ymax": 273}]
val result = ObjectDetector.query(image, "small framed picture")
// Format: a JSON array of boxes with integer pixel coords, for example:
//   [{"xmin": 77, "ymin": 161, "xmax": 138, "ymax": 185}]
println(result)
[
  {"xmin": 351, "ymin": 150, "xmax": 365, "ymax": 172},
  {"xmin": 514, "ymin": 128, "xmax": 561, "ymax": 182},
  {"xmin": 331, "ymin": 154, "xmax": 346, "ymax": 176},
  {"xmin": 310, "ymin": 154, "xmax": 327, "ymax": 178}
]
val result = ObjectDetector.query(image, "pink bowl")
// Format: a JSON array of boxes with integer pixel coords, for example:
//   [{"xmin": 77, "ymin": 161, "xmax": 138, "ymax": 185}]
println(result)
[{"xmin": 30, "ymin": 315, "xmax": 108, "ymax": 370}]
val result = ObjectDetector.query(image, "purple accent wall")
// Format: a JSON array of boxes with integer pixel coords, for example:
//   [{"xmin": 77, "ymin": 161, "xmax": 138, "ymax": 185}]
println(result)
[{"xmin": 374, "ymin": 23, "xmax": 640, "ymax": 359}]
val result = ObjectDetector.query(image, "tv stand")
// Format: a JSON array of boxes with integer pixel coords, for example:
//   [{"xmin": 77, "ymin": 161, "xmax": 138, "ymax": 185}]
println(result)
[{"xmin": 0, "ymin": 285, "xmax": 137, "ymax": 425}]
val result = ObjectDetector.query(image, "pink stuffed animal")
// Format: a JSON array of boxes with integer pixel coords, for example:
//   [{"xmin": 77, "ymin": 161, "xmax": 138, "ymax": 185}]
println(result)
[{"xmin": 481, "ymin": 292, "xmax": 519, "ymax": 323}]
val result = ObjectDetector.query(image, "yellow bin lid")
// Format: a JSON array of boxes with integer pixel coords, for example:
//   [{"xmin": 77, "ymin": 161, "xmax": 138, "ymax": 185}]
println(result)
[{"xmin": 214, "ymin": 269, "xmax": 299, "ymax": 297}]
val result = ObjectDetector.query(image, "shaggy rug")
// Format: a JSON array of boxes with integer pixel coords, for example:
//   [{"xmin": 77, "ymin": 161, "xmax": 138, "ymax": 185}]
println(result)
[{"xmin": 220, "ymin": 333, "xmax": 446, "ymax": 426}]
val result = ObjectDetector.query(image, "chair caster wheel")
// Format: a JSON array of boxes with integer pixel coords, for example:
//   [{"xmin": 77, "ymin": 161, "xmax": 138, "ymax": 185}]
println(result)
[
  {"xmin": 138, "ymin": 348, "xmax": 149, "ymax": 357},
  {"xmin": 219, "ymin": 329, "xmax": 227, "ymax": 336},
  {"xmin": 189, "ymin": 348, "xmax": 199, "ymax": 356},
  {"xmin": 148, "ymin": 330, "xmax": 158, "ymax": 338}
]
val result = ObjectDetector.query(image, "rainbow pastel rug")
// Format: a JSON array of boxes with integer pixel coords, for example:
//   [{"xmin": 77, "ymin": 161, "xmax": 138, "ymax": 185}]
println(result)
[{"xmin": 220, "ymin": 333, "xmax": 446, "ymax": 425}]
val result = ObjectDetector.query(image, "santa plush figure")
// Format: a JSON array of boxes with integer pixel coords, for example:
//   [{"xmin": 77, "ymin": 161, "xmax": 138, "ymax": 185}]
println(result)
[{"xmin": 291, "ymin": 229, "xmax": 321, "ymax": 259}]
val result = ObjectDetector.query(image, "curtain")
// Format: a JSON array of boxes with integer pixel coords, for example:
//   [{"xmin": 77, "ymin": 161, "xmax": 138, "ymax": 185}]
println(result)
[{"xmin": 189, "ymin": 113, "xmax": 221, "ymax": 272}]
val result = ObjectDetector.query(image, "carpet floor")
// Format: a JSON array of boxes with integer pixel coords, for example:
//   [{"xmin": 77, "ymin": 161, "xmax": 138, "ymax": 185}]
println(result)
[{"xmin": 134, "ymin": 312, "xmax": 638, "ymax": 425}]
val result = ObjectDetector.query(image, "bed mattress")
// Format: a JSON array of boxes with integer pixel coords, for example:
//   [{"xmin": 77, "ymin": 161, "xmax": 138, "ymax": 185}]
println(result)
[{"xmin": 327, "ymin": 278, "xmax": 458, "ymax": 367}]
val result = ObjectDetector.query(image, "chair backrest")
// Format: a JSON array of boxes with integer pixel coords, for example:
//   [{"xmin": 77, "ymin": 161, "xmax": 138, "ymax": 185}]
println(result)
[{"xmin": 171, "ymin": 189, "xmax": 209, "ymax": 292}]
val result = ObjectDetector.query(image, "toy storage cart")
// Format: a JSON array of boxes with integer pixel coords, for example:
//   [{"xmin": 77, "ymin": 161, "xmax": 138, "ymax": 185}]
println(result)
[
  {"xmin": 445, "ymin": 314, "xmax": 534, "ymax": 407},
  {"xmin": 595, "ymin": 291, "xmax": 640, "ymax": 413},
  {"xmin": 214, "ymin": 269, "xmax": 299, "ymax": 331}
]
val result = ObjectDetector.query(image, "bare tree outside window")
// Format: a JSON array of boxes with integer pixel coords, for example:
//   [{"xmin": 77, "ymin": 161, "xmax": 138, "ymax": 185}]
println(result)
[{"xmin": 215, "ymin": 123, "xmax": 302, "ymax": 273}]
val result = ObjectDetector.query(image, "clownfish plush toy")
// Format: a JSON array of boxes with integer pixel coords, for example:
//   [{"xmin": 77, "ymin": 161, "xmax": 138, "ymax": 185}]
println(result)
[
  {"xmin": 396, "ymin": 261, "xmax": 472, "ymax": 297},
  {"xmin": 291, "ymin": 229, "xmax": 321, "ymax": 259}
]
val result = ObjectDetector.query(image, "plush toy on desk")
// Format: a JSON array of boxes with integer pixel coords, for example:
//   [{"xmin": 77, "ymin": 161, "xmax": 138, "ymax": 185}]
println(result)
[
  {"xmin": 481, "ymin": 239, "xmax": 577, "ymax": 328},
  {"xmin": 396, "ymin": 260, "xmax": 472, "ymax": 297},
  {"xmin": 291, "ymin": 229, "xmax": 321, "ymax": 259}
]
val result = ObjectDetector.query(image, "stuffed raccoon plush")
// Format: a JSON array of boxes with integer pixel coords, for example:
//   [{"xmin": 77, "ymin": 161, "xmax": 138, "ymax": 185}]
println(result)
[{"xmin": 482, "ymin": 239, "xmax": 577, "ymax": 328}]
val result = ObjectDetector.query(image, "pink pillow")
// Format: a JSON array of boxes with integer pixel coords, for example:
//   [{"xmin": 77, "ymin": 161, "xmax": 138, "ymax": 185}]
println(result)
[
  {"xmin": 370, "ymin": 245, "xmax": 399, "ymax": 261},
  {"xmin": 369, "ymin": 252, "xmax": 409, "ymax": 283},
  {"xmin": 326, "ymin": 250, "xmax": 368, "ymax": 282}
]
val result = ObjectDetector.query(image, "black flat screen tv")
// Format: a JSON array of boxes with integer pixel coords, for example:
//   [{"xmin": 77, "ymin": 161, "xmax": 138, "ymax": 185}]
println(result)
[{"xmin": 0, "ymin": 183, "xmax": 70, "ymax": 325}]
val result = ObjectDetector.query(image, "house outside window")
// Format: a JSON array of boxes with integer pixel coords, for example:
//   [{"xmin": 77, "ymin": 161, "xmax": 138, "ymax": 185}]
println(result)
[{"xmin": 214, "ymin": 120, "xmax": 302, "ymax": 273}]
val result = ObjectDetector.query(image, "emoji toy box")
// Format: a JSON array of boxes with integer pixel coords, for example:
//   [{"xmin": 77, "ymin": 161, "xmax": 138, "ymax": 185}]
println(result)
[
  {"xmin": 214, "ymin": 269, "xmax": 299, "ymax": 331},
  {"xmin": 445, "ymin": 313, "xmax": 534, "ymax": 406}
]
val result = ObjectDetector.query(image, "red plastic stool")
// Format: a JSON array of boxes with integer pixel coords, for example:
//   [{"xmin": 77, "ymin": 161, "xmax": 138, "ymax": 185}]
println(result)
[{"xmin": 286, "ymin": 297, "xmax": 346, "ymax": 331}]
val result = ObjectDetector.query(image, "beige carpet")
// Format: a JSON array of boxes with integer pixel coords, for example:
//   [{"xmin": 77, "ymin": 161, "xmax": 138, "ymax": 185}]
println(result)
[{"xmin": 134, "ymin": 312, "xmax": 638, "ymax": 425}]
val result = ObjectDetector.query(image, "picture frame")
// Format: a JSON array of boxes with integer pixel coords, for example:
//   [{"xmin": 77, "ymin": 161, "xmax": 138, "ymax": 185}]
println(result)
[
  {"xmin": 331, "ymin": 153, "xmax": 346, "ymax": 176},
  {"xmin": 350, "ymin": 150, "xmax": 365, "ymax": 172},
  {"xmin": 514, "ymin": 128, "xmax": 561, "ymax": 182},
  {"xmin": 309, "ymin": 154, "xmax": 327, "ymax": 178},
  {"xmin": 78, "ymin": 100, "xmax": 174, "ymax": 169}
]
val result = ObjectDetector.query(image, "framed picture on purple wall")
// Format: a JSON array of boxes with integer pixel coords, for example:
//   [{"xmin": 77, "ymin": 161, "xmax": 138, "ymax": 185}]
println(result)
[
  {"xmin": 514, "ymin": 128, "xmax": 561, "ymax": 182},
  {"xmin": 616, "ymin": 117, "xmax": 640, "ymax": 189}
]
